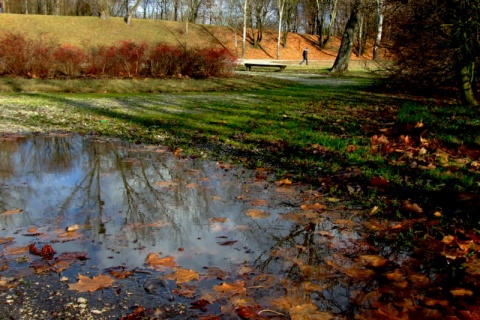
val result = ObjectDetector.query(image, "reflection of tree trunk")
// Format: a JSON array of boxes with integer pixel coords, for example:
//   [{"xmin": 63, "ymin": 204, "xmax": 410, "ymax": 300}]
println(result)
[{"xmin": 331, "ymin": 0, "xmax": 360, "ymax": 73}]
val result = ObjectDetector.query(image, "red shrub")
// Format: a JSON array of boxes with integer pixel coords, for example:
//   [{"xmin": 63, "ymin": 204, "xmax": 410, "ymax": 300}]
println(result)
[
  {"xmin": 181, "ymin": 48, "xmax": 236, "ymax": 78},
  {"xmin": 0, "ymin": 32, "xmax": 56, "ymax": 78},
  {"xmin": 145, "ymin": 43, "xmax": 183, "ymax": 77},
  {"xmin": 54, "ymin": 44, "xmax": 86, "ymax": 77},
  {"xmin": 0, "ymin": 34, "xmax": 235, "ymax": 79},
  {"xmin": 0, "ymin": 32, "xmax": 31, "ymax": 76},
  {"xmin": 113, "ymin": 41, "xmax": 148, "ymax": 77},
  {"xmin": 199, "ymin": 48, "xmax": 237, "ymax": 77}
]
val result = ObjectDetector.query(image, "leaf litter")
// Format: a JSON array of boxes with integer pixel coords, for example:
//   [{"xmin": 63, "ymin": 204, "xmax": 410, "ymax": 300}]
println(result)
[{"xmin": 0, "ymin": 134, "xmax": 479, "ymax": 319}]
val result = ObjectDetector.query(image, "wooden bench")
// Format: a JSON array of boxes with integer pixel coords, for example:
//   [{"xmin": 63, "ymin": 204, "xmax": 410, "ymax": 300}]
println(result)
[{"xmin": 244, "ymin": 63, "xmax": 287, "ymax": 71}]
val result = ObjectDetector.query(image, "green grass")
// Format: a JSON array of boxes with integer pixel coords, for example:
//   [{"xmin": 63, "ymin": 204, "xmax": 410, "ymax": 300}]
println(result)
[{"xmin": 0, "ymin": 72, "xmax": 478, "ymax": 224}]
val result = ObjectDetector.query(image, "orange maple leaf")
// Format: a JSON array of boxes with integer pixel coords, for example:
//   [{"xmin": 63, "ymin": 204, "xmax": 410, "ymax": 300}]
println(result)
[
  {"xmin": 68, "ymin": 274, "xmax": 114, "ymax": 292},
  {"xmin": 145, "ymin": 253, "xmax": 177, "ymax": 269}
]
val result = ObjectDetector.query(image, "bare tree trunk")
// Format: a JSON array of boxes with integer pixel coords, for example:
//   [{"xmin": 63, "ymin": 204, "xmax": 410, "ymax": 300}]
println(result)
[
  {"xmin": 322, "ymin": 0, "xmax": 338, "ymax": 47},
  {"xmin": 373, "ymin": 0, "xmax": 383, "ymax": 60},
  {"xmin": 276, "ymin": 0, "xmax": 284, "ymax": 59},
  {"xmin": 99, "ymin": 0, "xmax": 110, "ymax": 19},
  {"xmin": 125, "ymin": 0, "xmax": 143, "ymax": 24},
  {"xmin": 173, "ymin": 0, "xmax": 179, "ymax": 20},
  {"xmin": 357, "ymin": 13, "xmax": 364, "ymax": 56},
  {"xmin": 331, "ymin": 0, "xmax": 360, "ymax": 73},
  {"xmin": 242, "ymin": 0, "xmax": 247, "ymax": 58}
]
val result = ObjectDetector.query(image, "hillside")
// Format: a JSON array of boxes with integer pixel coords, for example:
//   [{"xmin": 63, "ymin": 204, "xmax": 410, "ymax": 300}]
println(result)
[{"xmin": 0, "ymin": 13, "xmax": 371, "ymax": 62}]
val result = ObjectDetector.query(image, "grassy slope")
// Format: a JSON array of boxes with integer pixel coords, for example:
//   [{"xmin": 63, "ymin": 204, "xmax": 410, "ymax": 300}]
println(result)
[{"xmin": 0, "ymin": 13, "xmax": 366, "ymax": 61}]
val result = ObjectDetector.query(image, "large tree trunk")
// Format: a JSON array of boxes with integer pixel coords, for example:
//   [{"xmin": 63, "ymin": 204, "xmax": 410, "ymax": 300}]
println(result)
[{"xmin": 331, "ymin": 0, "xmax": 360, "ymax": 73}]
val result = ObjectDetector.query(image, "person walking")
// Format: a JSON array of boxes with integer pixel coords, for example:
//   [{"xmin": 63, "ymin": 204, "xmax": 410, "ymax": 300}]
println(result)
[{"xmin": 300, "ymin": 48, "xmax": 309, "ymax": 65}]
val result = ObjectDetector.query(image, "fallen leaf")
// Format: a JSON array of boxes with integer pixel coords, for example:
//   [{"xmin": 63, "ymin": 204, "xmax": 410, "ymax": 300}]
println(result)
[
  {"xmin": 403, "ymin": 201, "xmax": 423, "ymax": 214},
  {"xmin": 109, "ymin": 269, "xmax": 134, "ymax": 279},
  {"xmin": 173, "ymin": 284, "xmax": 197, "ymax": 298},
  {"xmin": 120, "ymin": 306, "xmax": 145, "ymax": 320},
  {"xmin": 0, "ymin": 237, "xmax": 14, "ymax": 245},
  {"xmin": 205, "ymin": 267, "xmax": 228, "ymax": 279},
  {"xmin": 442, "ymin": 235, "xmax": 455, "ymax": 245},
  {"xmin": 68, "ymin": 274, "xmax": 114, "ymax": 292},
  {"xmin": 250, "ymin": 199, "xmax": 268, "ymax": 206},
  {"xmin": 213, "ymin": 281, "xmax": 246, "ymax": 296},
  {"xmin": 289, "ymin": 303, "xmax": 333, "ymax": 320},
  {"xmin": 300, "ymin": 203, "xmax": 326, "ymax": 211},
  {"xmin": 165, "ymin": 268, "xmax": 200, "ymax": 284},
  {"xmin": 275, "ymin": 178, "xmax": 292, "ymax": 186},
  {"xmin": 450, "ymin": 288, "xmax": 473, "ymax": 297},
  {"xmin": 235, "ymin": 306, "xmax": 257, "ymax": 319},
  {"xmin": 210, "ymin": 217, "xmax": 227, "ymax": 223},
  {"xmin": 145, "ymin": 253, "xmax": 177, "ymax": 269},
  {"xmin": 217, "ymin": 240, "xmax": 238, "ymax": 246},
  {"xmin": 190, "ymin": 299, "xmax": 210, "ymax": 312},
  {"xmin": 6, "ymin": 245, "xmax": 29, "ymax": 255},
  {"xmin": 358, "ymin": 255, "xmax": 389, "ymax": 268},
  {"xmin": 245, "ymin": 209, "xmax": 270, "ymax": 219},
  {"xmin": 1, "ymin": 209, "xmax": 23, "ymax": 215}
]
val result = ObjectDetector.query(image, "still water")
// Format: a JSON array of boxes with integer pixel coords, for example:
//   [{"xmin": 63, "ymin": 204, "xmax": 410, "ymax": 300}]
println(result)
[{"xmin": 0, "ymin": 134, "xmax": 302, "ymax": 274}]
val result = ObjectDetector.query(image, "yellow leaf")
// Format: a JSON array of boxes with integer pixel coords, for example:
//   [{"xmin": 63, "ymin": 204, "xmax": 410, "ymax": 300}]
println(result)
[
  {"xmin": 165, "ymin": 268, "xmax": 200, "ymax": 284},
  {"xmin": 68, "ymin": 274, "xmax": 114, "ymax": 292},
  {"xmin": 213, "ymin": 281, "xmax": 246, "ymax": 296},
  {"xmin": 289, "ymin": 303, "xmax": 333, "ymax": 320},
  {"xmin": 145, "ymin": 253, "xmax": 177, "ymax": 269}
]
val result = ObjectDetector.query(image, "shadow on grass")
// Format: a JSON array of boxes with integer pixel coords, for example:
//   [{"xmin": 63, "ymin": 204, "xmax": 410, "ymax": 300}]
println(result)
[{"xmin": 18, "ymin": 79, "xmax": 480, "ymax": 223}]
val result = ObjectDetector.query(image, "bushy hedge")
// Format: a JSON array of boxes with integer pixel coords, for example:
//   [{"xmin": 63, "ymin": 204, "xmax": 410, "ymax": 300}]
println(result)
[{"xmin": 0, "ymin": 32, "xmax": 237, "ymax": 79}]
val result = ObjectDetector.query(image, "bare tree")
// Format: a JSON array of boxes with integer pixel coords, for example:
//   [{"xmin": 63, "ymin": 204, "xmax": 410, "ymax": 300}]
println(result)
[
  {"xmin": 386, "ymin": 0, "xmax": 479, "ymax": 107},
  {"xmin": 281, "ymin": 0, "xmax": 298, "ymax": 47},
  {"xmin": 242, "ymin": 0, "xmax": 248, "ymax": 57},
  {"xmin": 276, "ymin": 0, "xmax": 285, "ymax": 59},
  {"xmin": 98, "ymin": 0, "xmax": 110, "ymax": 18},
  {"xmin": 124, "ymin": 0, "xmax": 143, "ymax": 24},
  {"xmin": 372, "ymin": 0, "xmax": 383, "ymax": 60},
  {"xmin": 331, "ymin": 0, "xmax": 361, "ymax": 73},
  {"xmin": 250, "ymin": 0, "xmax": 272, "ymax": 46}
]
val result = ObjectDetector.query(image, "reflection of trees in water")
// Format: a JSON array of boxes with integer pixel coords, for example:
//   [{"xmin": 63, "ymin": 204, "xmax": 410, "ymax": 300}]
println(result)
[
  {"xmin": 249, "ymin": 212, "xmax": 375, "ymax": 315},
  {"xmin": 0, "ymin": 135, "xmax": 79, "ymax": 222},
  {"xmin": 1, "ymin": 135, "xmax": 254, "ymax": 252}
]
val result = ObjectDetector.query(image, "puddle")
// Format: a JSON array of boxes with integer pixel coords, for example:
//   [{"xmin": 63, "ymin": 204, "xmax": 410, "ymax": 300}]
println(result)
[{"xmin": 0, "ymin": 134, "xmax": 304, "ymax": 272}]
